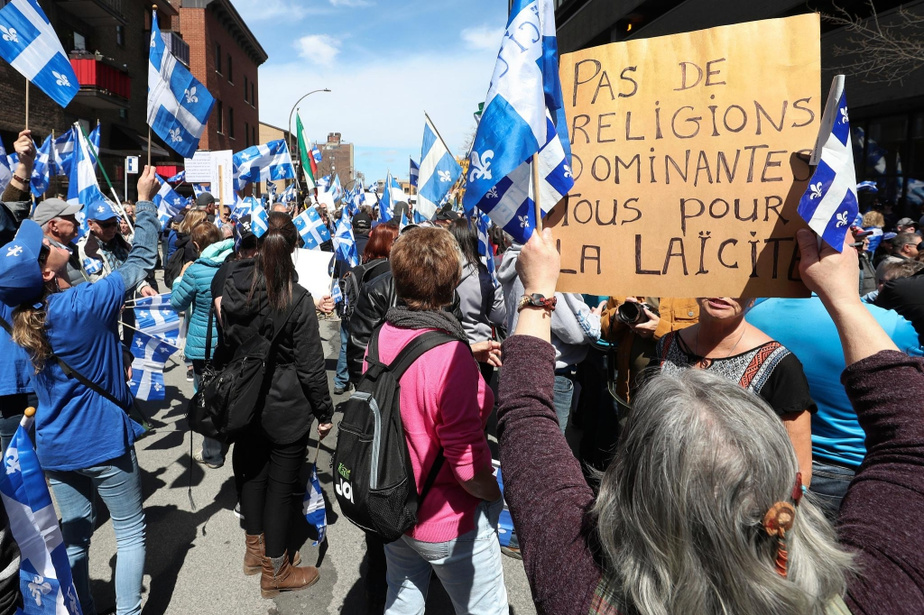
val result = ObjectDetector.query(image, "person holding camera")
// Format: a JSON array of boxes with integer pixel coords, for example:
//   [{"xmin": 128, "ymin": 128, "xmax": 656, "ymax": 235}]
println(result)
[{"xmin": 655, "ymin": 297, "xmax": 815, "ymax": 485}]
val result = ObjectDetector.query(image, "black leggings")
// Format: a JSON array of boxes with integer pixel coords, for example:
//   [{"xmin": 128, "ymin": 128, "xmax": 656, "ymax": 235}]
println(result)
[{"xmin": 233, "ymin": 429, "xmax": 310, "ymax": 558}]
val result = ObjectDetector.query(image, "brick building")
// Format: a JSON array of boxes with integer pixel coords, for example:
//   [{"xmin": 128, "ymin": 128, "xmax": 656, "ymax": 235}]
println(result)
[
  {"xmin": 0, "ymin": 1, "xmax": 179, "ymax": 201},
  {"xmin": 179, "ymin": 0, "xmax": 266, "ymax": 156},
  {"xmin": 317, "ymin": 131, "xmax": 354, "ymax": 187}
]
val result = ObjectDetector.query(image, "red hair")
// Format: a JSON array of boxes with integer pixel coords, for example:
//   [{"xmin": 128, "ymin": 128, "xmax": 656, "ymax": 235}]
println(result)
[{"xmin": 362, "ymin": 222, "xmax": 400, "ymax": 263}]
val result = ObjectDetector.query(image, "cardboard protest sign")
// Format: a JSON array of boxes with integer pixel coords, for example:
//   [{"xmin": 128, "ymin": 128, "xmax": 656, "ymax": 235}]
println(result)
[{"xmin": 549, "ymin": 14, "xmax": 820, "ymax": 298}]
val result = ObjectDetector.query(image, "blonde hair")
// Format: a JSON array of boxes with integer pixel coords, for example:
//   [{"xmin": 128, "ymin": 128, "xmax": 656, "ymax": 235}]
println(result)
[
  {"xmin": 12, "ymin": 298, "xmax": 52, "ymax": 373},
  {"xmin": 179, "ymin": 209, "xmax": 207, "ymax": 235},
  {"xmin": 862, "ymin": 210, "xmax": 885, "ymax": 228}
]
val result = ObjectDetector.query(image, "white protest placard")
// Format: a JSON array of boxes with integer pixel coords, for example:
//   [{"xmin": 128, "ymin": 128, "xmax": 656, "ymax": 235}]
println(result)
[
  {"xmin": 317, "ymin": 191, "xmax": 336, "ymax": 209},
  {"xmin": 292, "ymin": 248, "xmax": 336, "ymax": 300},
  {"xmin": 184, "ymin": 151, "xmax": 212, "ymax": 182},
  {"xmin": 209, "ymin": 150, "xmax": 235, "ymax": 206}
]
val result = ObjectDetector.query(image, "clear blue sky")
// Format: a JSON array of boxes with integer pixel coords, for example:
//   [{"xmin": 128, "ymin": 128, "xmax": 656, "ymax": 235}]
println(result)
[{"xmin": 233, "ymin": 0, "xmax": 508, "ymax": 185}]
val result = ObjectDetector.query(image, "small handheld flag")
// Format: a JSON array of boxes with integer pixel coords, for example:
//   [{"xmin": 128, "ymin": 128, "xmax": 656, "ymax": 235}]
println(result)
[
  {"xmin": 333, "ymin": 213, "xmax": 359, "ymax": 267},
  {"xmin": 233, "ymin": 140, "xmax": 295, "ymax": 191},
  {"xmin": 128, "ymin": 331, "xmax": 178, "ymax": 401},
  {"xmin": 293, "ymin": 207, "xmax": 332, "ymax": 250},
  {"xmin": 416, "ymin": 114, "xmax": 462, "ymax": 220},
  {"xmin": 797, "ymin": 75, "xmax": 858, "ymax": 252},
  {"xmin": 303, "ymin": 461, "xmax": 327, "ymax": 546}
]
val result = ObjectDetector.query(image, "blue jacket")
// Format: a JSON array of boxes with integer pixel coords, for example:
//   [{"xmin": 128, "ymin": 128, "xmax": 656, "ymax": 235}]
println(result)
[{"xmin": 171, "ymin": 239, "xmax": 234, "ymax": 361}]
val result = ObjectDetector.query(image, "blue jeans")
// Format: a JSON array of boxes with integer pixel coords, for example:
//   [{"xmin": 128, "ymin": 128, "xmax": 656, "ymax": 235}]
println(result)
[
  {"xmin": 810, "ymin": 459, "xmax": 856, "ymax": 524},
  {"xmin": 384, "ymin": 497, "xmax": 508, "ymax": 615},
  {"xmin": 553, "ymin": 374, "xmax": 575, "ymax": 435},
  {"xmin": 47, "ymin": 448, "xmax": 146, "ymax": 615},
  {"xmin": 335, "ymin": 322, "xmax": 349, "ymax": 389}
]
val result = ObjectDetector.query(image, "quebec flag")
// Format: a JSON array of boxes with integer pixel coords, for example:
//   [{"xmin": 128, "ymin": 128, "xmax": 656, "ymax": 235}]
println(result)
[
  {"xmin": 0, "ymin": 0, "xmax": 79, "ymax": 109},
  {"xmin": 797, "ymin": 75, "xmax": 858, "ymax": 253},
  {"xmin": 333, "ymin": 213, "xmax": 359, "ymax": 267},
  {"xmin": 153, "ymin": 174, "xmax": 185, "ymax": 220},
  {"xmin": 0, "ymin": 415, "xmax": 82, "ymax": 614},
  {"xmin": 66, "ymin": 124, "xmax": 108, "ymax": 217},
  {"xmin": 128, "ymin": 331, "xmax": 177, "ymax": 401},
  {"xmin": 133, "ymin": 294, "xmax": 180, "ymax": 344},
  {"xmin": 416, "ymin": 114, "xmax": 462, "ymax": 221},
  {"xmin": 233, "ymin": 140, "xmax": 295, "ymax": 191},
  {"xmin": 476, "ymin": 210, "xmax": 498, "ymax": 287},
  {"xmin": 52, "ymin": 129, "xmax": 74, "ymax": 177},
  {"xmin": 378, "ymin": 173, "xmax": 401, "ymax": 223},
  {"xmin": 293, "ymin": 207, "xmax": 331, "ymax": 250},
  {"xmin": 462, "ymin": 0, "xmax": 574, "ymax": 244},
  {"xmin": 148, "ymin": 12, "xmax": 215, "ymax": 159},
  {"xmin": 30, "ymin": 134, "xmax": 54, "ymax": 197},
  {"xmin": 302, "ymin": 462, "xmax": 327, "ymax": 546},
  {"xmin": 251, "ymin": 198, "xmax": 269, "ymax": 238}
]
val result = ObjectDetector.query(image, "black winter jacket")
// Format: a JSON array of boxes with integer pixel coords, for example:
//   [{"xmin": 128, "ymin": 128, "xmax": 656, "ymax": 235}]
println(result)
[
  {"xmin": 216, "ymin": 259, "xmax": 333, "ymax": 443},
  {"xmin": 346, "ymin": 270, "xmax": 464, "ymax": 383}
]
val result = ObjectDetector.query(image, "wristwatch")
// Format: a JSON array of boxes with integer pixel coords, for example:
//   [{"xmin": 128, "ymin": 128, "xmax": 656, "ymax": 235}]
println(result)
[{"xmin": 517, "ymin": 293, "xmax": 557, "ymax": 313}]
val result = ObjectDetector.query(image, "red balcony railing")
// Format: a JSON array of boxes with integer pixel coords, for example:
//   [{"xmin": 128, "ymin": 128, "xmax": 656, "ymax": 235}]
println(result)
[{"xmin": 70, "ymin": 58, "xmax": 131, "ymax": 100}]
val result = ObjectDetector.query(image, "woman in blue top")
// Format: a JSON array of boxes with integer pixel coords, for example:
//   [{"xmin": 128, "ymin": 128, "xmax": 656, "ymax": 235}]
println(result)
[
  {"xmin": 170, "ymin": 222, "xmax": 233, "ymax": 468},
  {"xmin": 0, "ymin": 167, "xmax": 160, "ymax": 615}
]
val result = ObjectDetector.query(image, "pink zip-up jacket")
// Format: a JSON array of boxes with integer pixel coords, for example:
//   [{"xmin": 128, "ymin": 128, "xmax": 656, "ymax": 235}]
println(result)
[{"xmin": 367, "ymin": 323, "xmax": 494, "ymax": 542}]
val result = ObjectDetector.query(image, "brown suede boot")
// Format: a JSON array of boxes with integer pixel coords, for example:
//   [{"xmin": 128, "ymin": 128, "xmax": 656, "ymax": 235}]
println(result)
[
  {"xmin": 260, "ymin": 551, "xmax": 320, "ymax": 598},
  {"xmin": 245, "ymin": 534, "xmax": 301, "ymax": 575}
]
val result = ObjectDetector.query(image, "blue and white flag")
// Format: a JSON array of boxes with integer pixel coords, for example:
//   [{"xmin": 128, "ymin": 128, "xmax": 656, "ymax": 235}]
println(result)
[
  {"xmin": 293, "ymin": 207, "xmax": 331, "ymax": 250},
  {"xmin": 67, "ymin": 124, "xmax": 109, "ymax": 217},
  {"xmin": 233, "ymin": 140, "xmax": 295, "ymax": 191},
  {"xmin": 86, "ymin": 124, "xmax": 100, "ymax": 168},
  {"xmin": 476, "ymin": 210, "xmax": 498, "ymax": 287},
  {"xmin": 409, "ymin": 157, "xmax": 419, "ymax": 188},
  {"xmin": 0, "ymin": 138, "xmax": 10, "ymax": 193},
  {"xmin": 399, "ymin": 210, "xmax": 409, "ymax": 231},
  {"xmin": 152, "ymin": 174, "xmax": 185, "ymax": 220},
  {"xmin": 329, "ymin": 280, "xmax": 342, "ymax": 304},
  {"xmin": 302, "ymin": 463, "xmax": 327, "ymax": 546},
  {"xmin": 417, "ymin": 114, "xmax": 462, "ymax": 220},
  {"xmin": 462, "ymin": 0, "xmax": 574, "ymax": 243},
  {"xmin": 333, "ymin": 213, "xmax": 359, "ymax": 267},
  {"xmin": 0, "ymin": 415, "xmax": 82, "ymax": 615},
  {"xmin": 330, "ymin": 175, "xmax": 343, "ymax": 203},
  {"xmin": 191, "ymin": 183, "xmax": 206, "ymax": 198},
  {"xmin": 133, "ymin": 294, "xmax": 180, "ymax": 344},
  {"xmin": 148, "ymin": 11, "xmax": 215, "ymax": 159},
  {"xmin": 30, "ymin": 134, "xmax": 54, "ymax": 197},
  {"xmin": 378, "ymin": 172, "xmax": 401, "ymax": 223},
  {"xmin": 230, "ymin": 194, "xmax": 251, "ymax": 221},
  {"xmin": 280, "ymin": 183, "xmax": 297, "ymax": 203},
  {"xmin": 266, "ymin": 180, "xmax": 277, "ymax": 199},
  {"xmin": 317, "ymin": 175, "xmax": 330, "ymax": 194},
  {"xmin": 128, "ymin": 330, "xmax": 177, "ymax": 401},
  {"xmin": 0, "ymin": 0, "xmax": 79, "ymax": 109},
  {"xmin": 251, "ymin": 198, "xmax": 269, "ymax": 238},
  {"xmin": 797, "ymin": 75, "xmax": 858, "ymax": 253},
  {"xmin": 52, "ymin": 129, "xmax": 74, "ymax": 177},
  {"xmin": 166, "ymin": 169, "xmax": 185, "ymax": 183}
]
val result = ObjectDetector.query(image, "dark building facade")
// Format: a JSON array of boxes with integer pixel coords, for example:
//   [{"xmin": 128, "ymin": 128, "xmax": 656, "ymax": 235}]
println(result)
[
  {"xmin": 178, "ymin": 0, "xmax": 266, "ymax": 154},
  {"xmin": 317, "ymin": 131, "xmax": 354, "ymax": 186},
  {"xmin": 0, "ymin": 0, "xmax": 180, "ymax": 201},
  {"xmin": 556, "ymin": 0, "xmax": 924, "ymax": 218}
]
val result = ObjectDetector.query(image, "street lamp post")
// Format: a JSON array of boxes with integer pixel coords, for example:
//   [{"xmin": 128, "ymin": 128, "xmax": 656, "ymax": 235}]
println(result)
[{"xmin": 287, "ymin": 88, "xmax": 331, "ymax": 202}]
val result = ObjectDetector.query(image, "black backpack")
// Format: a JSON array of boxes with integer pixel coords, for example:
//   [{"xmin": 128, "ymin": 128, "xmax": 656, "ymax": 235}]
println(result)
[
  {"xmin": 340, "ymin": 259, "xmax": 390, "ymax": 321},
  {"xmin": 332, "ymin": 328, "xmax": 455, "ymax": 542},
  {"xmin": 163, "ymin": 247, "xmax": 186, "ymax": 290}
]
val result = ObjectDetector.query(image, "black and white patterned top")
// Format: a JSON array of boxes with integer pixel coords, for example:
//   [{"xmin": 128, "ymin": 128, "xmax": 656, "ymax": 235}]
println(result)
[{"xmin": 657, "ymin": 331, "xmax": 816, "ymax": 416}]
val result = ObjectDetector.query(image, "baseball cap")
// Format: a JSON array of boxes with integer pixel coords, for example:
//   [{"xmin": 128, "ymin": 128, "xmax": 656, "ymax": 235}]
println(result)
[
  {"xmin": 87, "ymin": 201, "xmax": 118, "ymax": 222},
  {"xmin": 353, "ymin": 211, "xmax": 372, "ymax": 231},
  {"xmin": 0, "ymin": 220, "xmax": 46, "ymax": 307},
  {"xmin": 32, "ymin": 198, "xmax": 82, "ymax": 227},
  {"xmin": 196, "ymin": 192, "xmax": 216, "ymax": 208},
  {"xmin": 897, "ymin": 217, "xmax": 916, "ymax": 228}
]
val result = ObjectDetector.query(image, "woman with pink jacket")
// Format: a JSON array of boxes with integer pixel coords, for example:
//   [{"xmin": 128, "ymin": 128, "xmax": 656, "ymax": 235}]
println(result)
[{"xmin": 366, "ymin": 227, "xmax": 508, "ymax": 615}]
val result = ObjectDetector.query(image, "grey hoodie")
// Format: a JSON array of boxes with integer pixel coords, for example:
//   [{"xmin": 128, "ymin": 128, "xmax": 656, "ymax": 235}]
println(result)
[
  {"xmin": 456, "ymin": 261, "xmax": 506, "ymax": 343},
  {"xmin": 497, "ymin": 244, "xmax": 601, "ymax": 370}
]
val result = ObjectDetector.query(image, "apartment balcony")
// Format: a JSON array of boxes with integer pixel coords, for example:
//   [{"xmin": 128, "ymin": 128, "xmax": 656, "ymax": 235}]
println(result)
[
  {"xmin": 55, "ymin": 0, "xmax": 126, "ymax": 26},
  {"xmin": 161, "ymin": 31, "xmax": 190, "ymax": 68},
  {"xmin": 70, "ymin": 58, "xmax": 130, "ymax": 110}
]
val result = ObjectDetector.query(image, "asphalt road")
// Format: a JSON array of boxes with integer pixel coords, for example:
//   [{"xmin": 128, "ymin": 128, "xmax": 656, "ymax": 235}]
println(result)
[{"xmin": 82, "ymin": 315, "xmax": 539, "ymax": 615}]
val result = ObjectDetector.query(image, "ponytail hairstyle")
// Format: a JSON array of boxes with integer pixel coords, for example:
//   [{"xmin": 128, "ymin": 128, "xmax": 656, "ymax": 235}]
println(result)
[
  {"xmin": 12, "ymin": 244, "xmax": 54, "ymax": 372},
  {"xmin": 250, "ymin": 211, "xmax": 298, "ymax": 310}
]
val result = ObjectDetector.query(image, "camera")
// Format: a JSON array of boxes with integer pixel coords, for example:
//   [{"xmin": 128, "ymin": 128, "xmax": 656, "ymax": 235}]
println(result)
[{"xmin": 616, "ymin": 301, "xmax": 658, "ymax": 325}]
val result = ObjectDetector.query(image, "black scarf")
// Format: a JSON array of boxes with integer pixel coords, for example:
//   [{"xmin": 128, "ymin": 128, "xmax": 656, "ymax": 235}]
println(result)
[{"xmin": 385, "ymin": 305, "xmax": 468, "ymax": 343}]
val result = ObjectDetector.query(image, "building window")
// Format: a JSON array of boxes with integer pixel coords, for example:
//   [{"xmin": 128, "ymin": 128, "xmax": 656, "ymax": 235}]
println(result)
[
  {"xmin": 115, "ymin": 25, "xmax": 124, "ymax": 47},
  {"xmin": 73, "ymin": 32, "xmax": 86, "ymax": 51},
  {"xmin": 250, "ymin": 82, "xmax": 255, "ymax": 107},
  {"xmin": 227, "ymin": 54, "xmax": 233, "ymax": 83},
  {"xmin": 244, "ymin": 75, "xmax": 249, "ymax": 103},
  {"xmin": 252, "ymin": 126, "xmax": 256, "ymax": 146},
  {"xmin": 229, "ymin": 107, "xmax": 234, "ymax": 138},
  {"xmin": 215, "ymin": 42, "xmax": 222, "ymax": 74},
  {"xmin": 244, "ymin": 121, "xmax": 249, "ymax": 146},
  {"xmin": 216, "ymin": 101, "xmax": 223, "ymax": 134}
]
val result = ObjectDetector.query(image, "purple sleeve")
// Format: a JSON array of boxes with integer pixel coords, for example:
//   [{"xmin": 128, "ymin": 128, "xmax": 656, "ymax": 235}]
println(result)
[
  {"xmin": 839, "ymin": 350, "xmax": 924, "ymax": 614},
  {"xmin": 497, "ymin": 335, "xmax": 601, "ymax": 615}
]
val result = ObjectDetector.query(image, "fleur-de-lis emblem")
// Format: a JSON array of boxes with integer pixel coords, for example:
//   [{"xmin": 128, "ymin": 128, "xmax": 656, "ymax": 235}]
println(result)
[
  {"xmin": 0, "ymin": 25, "xmax": 18, "ymax": 43},
  {"xmin": 518, "ymin": 214, "xmax": 529, "ymax": 228},
  {"xmin": 67, "ymin": 586, "xmax": 79, "ymax": 613},
  {"xmin": 485, "ymin": 187, "xmax": 498, "ymax": 200},
  {"xmin": 135, "ymin": 338, "xmax": 144, "ymax": 347},
  {"xmin": 173, "ymin": 197, "xmax": 182, "ymax": 205},
  {"xmin": 52, "ymin": 71, "xmax": 70, "ymax": 87},
  {"xmin": 4, "ymin": 448, "xmax": 20, "ymax": 475},
  {"xmin": 810, "ymin": 182, "xmax": 823, "ymax": 199},
  {"xmin": 28, "ymin": 575, "xmax": 52, "ymax": 606},
  {"xmin": 6, "ymin": 245, "xmax": 22, "ymax": 257},
  {"xmin": 184, "ymin": 86, "xmax": 198, "ymax": 104},
  {"xmin": 138, "ymin": 311, "xmax": 149, "ymax": 319},
  {"xmin": 169, "ymin": 127, "xmax": 183, "ymax": 142},
  {"xmin": 438, "ymin": 170, "xmax": 452, "ymax": 182},
  {"xmin": 563, "ymin": 164, "xmax": 573, "ymax": 179},
  {"xmin": 840, "ymin": 107, "xmax": 849, "ymax": 124},
  {"xmin": 150, "ymin": 35, "xmax": 157, "ymax": 48},
  {"xmin": 469, "ymin": 150, "xmax": 494, "ymax": 182},
  {"xmin": 154, "ymin": 383, "xmax": 163, "ymax": 391},
  {"xmin": 127, "ymin": 379, "xmax": 135, "ymax": 387},
  {"xmin": 836, "ymin": 211, "xmax": 850, "ymax": 227}
]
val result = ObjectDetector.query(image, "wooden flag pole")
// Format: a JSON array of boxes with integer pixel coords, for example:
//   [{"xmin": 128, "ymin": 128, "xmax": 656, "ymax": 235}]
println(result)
[
  {"xmin": 24, "ymin": 79, "xmax": 29, "ymax": 130},
  {"xmin": 146, "ymin": 126, "xmax": 152, "ymax": 168},
  {"xmin": 532, "ymin": 154, "xmax": 542, "ymax": 232}
]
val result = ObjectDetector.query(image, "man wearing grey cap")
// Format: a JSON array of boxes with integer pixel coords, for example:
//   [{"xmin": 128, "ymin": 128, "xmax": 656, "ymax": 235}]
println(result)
[{"xmin": 32, "ymin": 197, "xmax": 87, "ymax": 288}]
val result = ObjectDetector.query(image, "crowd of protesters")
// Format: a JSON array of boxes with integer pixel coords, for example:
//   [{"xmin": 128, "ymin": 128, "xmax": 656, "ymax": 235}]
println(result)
[{"xmin": 1, "ymin": 124, "xmax": 924, "ymax": 615}]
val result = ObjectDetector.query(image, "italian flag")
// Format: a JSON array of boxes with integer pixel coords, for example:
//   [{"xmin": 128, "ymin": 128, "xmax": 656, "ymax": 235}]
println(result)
[{"xmin": 296, "ymin": 113, "xmax": 319, "ymax": 190}]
